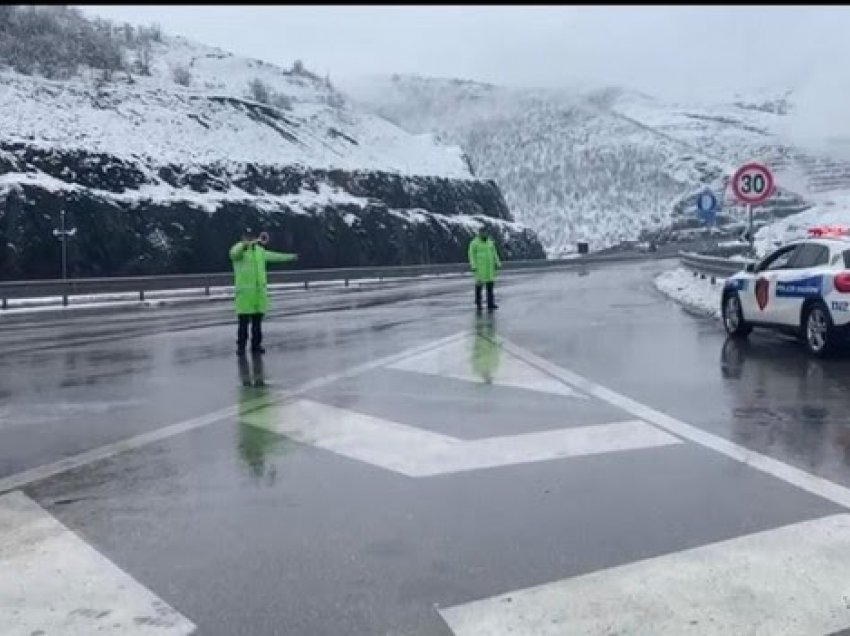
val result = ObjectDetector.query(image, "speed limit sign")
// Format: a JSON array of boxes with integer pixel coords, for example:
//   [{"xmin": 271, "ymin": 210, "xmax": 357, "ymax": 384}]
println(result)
[{"xmin": 732, "ymin": 162, "xmax": 774, "ymax": 205}]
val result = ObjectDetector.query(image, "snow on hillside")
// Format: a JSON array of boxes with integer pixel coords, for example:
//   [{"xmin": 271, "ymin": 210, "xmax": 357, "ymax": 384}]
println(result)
[
  {"xmin": 344, "ymin": 75, "xmax": 724, "ymax": 255},
  {"xmin": 608, "ymin": 89, "xmax": 850, "ymax": 199},
  {"xmin": 344, "ymin": 75, "xmax": 850, "ymax": 255},
  {"xmin": 0, "ymin": 11, "xmax": 550, "ymax": 279},
  {"xmin": 465, "ymin": 100, "xmax": 716, "ymax": 254},
  {"xmin": 754, "ymin": 196, "xmax": 850, "ymax": 257},
  {"xmin": 0, "ymin": 35, "xmax": 471, "ymax": 178}
]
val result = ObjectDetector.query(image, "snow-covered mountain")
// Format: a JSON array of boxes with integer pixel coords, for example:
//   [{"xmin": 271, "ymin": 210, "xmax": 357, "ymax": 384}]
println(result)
[
  {"xmin": 343, "ymin": 74, "xmax": 850, "ymax": 256},
  {"xmin": 0, "ymin": 32, "xmax": 472, "ymax": 177},
  {"xmin": 0, "ymin": 8, "xmax": 543, "ymax": 279}
]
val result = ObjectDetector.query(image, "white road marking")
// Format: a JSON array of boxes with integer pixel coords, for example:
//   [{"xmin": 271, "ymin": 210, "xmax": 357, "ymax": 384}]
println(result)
[
  {"xmin": 389, "ymin": 335, "xmax": 586, "ymax": 398},
  {"xmin": 497, "ymin": 336, "xmax": 850, "ymax": 509},
  {"xmin": 264, "ymin": 399, "xmax": 681, "ymax": 477},
  {"xmin": 439, "ymin": 513, "xmax": 850, "ymax": 636},
  {"xmin": 0, "ymin": 332, "xmax": 468, "ymax": 494},
  {"xmin": 0, "ymin": 491, "xmax": 195, "ymax": 635}
]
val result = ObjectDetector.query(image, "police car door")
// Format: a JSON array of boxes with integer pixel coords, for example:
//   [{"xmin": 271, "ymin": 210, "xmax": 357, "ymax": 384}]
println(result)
[
  {"xmin": 772, "ymin": 242, "xmax": 830, "ymax": 326},
  {"xmin": 750, "ymin": 243, "xmax": 802, "ymax": 324}
]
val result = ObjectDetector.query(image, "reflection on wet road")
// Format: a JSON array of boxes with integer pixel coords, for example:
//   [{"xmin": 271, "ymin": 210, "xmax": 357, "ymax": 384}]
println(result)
[
  {"xmin": 3, "ymin": 260, "xmax": 850, "ymax": 635},
  {"xmin": 721, "ymin": 335, "xmax": 850, "ymax": 482}
]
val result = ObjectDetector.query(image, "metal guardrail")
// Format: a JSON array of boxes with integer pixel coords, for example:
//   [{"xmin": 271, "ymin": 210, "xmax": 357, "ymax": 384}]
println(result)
[
  {"xmin": 0, "ymin": 251, "xmax": 665, "ymax": 309},
  {"xmin": 679, "ymin": 251, "xmax": 755, "ymax": 281}
]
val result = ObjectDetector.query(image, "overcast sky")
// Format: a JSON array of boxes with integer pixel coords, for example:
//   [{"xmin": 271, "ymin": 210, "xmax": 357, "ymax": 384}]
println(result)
[{"xmin": 81, "ymin": 5, "xmax": 850, "ymax": 101}]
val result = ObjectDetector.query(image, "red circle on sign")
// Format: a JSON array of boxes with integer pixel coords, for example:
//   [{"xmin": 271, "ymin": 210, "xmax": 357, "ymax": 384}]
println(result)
[{"xmin": 732, "ymin": 162, "xmax": 774, "ymax": 205}]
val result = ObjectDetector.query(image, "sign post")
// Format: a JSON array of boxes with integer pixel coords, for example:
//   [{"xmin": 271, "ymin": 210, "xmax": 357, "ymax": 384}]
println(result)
[
  {"xmin": 52, "ymin": 209, "xmax": 77, "ymax": 306},
  {"xmin": 731, "ymin": 162, "xmax": 774, "ymax": 255}
]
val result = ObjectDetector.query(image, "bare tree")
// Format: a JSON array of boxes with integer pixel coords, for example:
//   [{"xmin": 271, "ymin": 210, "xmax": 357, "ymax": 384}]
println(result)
[
  {"xmin": 172, "ymin": 64, "xmax": 192, "ymax": 87},
  {"xmin": 135, "ymin": 39, "xmax": 152, "ymax": 76},
  {"xmin": 271, "ymin": 93, "xmax": 293, "ymax": 111},
  {"xmin": 247, "ymin": 77, "xmax": 270, "ymax": 104},
  {"xmin": 0, "ymin": 6, "xmax": 135, "ymax": 81}
]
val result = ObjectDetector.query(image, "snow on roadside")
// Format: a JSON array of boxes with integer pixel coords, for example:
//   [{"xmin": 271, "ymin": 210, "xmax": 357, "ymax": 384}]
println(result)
[{"xmin": 654, "ymin": 267, "xmax": 722, "ymax": 319}]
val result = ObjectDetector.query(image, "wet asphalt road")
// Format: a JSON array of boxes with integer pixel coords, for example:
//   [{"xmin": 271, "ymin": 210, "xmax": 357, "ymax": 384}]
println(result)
[{"xmin": 4, "ymin": 260, "xmax": 850, "ymax": 635}]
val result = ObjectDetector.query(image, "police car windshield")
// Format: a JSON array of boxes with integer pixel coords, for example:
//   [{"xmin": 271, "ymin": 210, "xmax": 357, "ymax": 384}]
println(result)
[{"xmin": 844, "ymin": 250, "xmax": 850, "ymax": 269}]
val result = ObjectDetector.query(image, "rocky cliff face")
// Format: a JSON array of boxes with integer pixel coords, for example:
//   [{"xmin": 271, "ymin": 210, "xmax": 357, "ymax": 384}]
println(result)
[{"xmin": 0, "ymin": 144, "xmax": 544, "ymax": 280}]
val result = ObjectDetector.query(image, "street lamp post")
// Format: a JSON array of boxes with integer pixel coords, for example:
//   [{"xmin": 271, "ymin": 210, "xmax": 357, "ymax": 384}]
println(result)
[{"xmin": 52, "ymin": 209, "xmax": 77, "ymax": 306}]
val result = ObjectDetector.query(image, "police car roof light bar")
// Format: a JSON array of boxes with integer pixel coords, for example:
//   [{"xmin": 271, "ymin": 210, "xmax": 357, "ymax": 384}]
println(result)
[{"xmin": 807, "ymin": 225, "xmax": 850, "ymax": 237}]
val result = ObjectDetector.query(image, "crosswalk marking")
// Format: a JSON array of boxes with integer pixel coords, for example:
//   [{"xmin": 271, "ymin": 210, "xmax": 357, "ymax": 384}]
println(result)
[
  {"xmin": 258, "ymin": 399, "xmax": 681, "ymax": 477},
  {"xmin": 0, "ymin": 331, "xmax": 469, "ymax": 496},
  {"xmin": 0, "ymin": 491, "xmax": 195, "ymax": 636},
  {"xmin": 497, "ymin": 336, "xmax": 850, "ymax": 510},
  {"xmin": 388, "ymin": 335, "xmax": 586, "ymax": 398},
  {"xmin": 439, "ymin": 513, "xmax": 850, "ymax": 636}
]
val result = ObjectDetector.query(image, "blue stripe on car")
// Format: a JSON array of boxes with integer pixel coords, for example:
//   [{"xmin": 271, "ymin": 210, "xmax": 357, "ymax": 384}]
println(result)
[{"xmin": 775, "ymin": 275, "xmax": 823, "ymax": 298}]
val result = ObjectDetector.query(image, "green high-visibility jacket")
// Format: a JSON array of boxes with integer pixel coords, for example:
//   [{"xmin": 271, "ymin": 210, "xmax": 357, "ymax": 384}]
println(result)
[
  {"xmin": 468, "ymin": 236, "xmax": 501, "ymax": 283},
  {"xmin": 229, "ymin": 242, "xmax": 297, "ymax": 315}
]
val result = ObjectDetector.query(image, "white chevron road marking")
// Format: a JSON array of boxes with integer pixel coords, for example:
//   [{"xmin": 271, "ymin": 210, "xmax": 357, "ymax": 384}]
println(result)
[
  {"xmin": 0, "ymin": 491, "xmax": 195, "ymax": 636},
  {"xmin": 389, "ymin": 335, "xmax": 587, "ymax": 398},
  {"xmin": 259, "ymin": 399, "xmax": 680, "ymax": 477},
  {"xmin": 440, "ymin": 513, "xmax": 850, "ymax": 636}
]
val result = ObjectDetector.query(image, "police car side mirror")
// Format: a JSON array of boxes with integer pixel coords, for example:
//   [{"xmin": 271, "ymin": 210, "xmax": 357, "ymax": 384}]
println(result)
[{"xmin": 744, "ymin": 262, "xmax": 756, "ymax": 273}]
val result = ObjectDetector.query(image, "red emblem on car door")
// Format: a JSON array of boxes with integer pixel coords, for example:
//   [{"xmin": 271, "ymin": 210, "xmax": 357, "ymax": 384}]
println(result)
[{"xmin": 755, "ymin": 277, "xmax": 769, "ymax": 310}]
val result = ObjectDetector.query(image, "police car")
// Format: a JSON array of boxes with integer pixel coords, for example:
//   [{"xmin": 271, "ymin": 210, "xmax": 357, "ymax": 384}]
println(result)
[{"xmin": 721, "ymin": 225, "xmax": 850, "ymax": 356}]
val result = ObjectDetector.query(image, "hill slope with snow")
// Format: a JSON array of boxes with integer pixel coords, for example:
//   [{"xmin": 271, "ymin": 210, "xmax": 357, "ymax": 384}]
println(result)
[
  {"xmin": 343, "ymin": 75, "xmax": 850, "ymax": 255},
  {"xmin": 0, "ymin": 9, "xmax": 544, "ymax": 278},
  {"xmin": 0, "ymin": 35, "xmax": 471, "ymax": 177}
]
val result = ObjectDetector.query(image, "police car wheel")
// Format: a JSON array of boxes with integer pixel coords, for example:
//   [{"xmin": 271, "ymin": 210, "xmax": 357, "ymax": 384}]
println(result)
[
  {"xmin": 722, "ymin": 293, "xmax": 751, "ymax": 337},
  {"xmin": 803, "ymin": 301, "xmax": 834, "ymax": 357}
]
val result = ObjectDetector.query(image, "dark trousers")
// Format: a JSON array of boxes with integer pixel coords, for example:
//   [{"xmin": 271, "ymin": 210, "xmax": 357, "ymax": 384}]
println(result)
[
  {"xmin": 475, "ymin": 282, "xmax": 496, "ymax": 309},
  {"xmin": 237, "ymin": 313, "xmax": 263, "ymax": 352}
]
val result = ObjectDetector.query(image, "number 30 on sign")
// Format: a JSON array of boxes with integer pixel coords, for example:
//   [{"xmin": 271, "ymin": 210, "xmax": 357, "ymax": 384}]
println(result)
[{"xmin": 732, "ymin": 162, "xmax": 774, "ymax": 205}]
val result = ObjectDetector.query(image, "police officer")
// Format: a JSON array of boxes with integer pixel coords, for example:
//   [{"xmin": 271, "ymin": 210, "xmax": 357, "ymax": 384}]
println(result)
[
  {"xmin": 468, "ymin": 228, "xmax": 502, "ymax": 311},
  {"xmin": 229, "ymin": 228, "xmax": 298, "ymax": 355}
]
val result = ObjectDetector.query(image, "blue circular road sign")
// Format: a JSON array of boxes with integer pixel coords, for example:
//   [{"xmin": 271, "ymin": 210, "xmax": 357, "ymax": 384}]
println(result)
[{"xmin": 697, "ymin": 190, "xmax": 717, "ymax": 214}]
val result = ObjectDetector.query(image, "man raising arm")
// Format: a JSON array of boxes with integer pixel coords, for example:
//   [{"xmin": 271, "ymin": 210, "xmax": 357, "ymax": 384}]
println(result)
[{"xmin": 230, "ymin": 228, "xmax": 298, "ymax": 356}]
